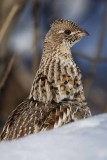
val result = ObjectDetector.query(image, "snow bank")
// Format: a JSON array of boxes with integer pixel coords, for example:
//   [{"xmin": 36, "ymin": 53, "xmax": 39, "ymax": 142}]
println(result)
[{"xmin": 0, "ymin": 114, "xmax": 107, "ymax": 160}]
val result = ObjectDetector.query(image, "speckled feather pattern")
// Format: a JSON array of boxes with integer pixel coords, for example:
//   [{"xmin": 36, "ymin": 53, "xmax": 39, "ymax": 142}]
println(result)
[
  {"xmin": 0, "ymin": 19, "xmax": 91, "ymax": 141},
  {"xmin": 0, "ymin": 99, "xmax": 90, "ymax": 140}
]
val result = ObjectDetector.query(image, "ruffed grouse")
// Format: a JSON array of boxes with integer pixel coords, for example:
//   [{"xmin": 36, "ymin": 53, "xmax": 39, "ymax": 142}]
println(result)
[{"xmin": 0, "ymin": 19, "xmax": 91, "ymax": 140}]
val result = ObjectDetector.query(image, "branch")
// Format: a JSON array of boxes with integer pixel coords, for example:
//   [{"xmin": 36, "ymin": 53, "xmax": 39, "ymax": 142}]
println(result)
[
  {"xmin": 0, "ymin": 4, "xmax": 19, "ymax": 43},
  {"xmin": 0, "ymin": 55, "xmax": 15, "ymax": 89}
]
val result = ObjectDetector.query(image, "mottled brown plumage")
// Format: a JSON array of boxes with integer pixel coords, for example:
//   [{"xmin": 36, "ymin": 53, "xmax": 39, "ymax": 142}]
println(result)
[{"xmin": 0, "ymin": 19, "xmax": 91, "ymax": 140}]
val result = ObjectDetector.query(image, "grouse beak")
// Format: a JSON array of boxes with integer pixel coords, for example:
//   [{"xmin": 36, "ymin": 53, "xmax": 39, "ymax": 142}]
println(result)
[
  {"xmin": 82, "ymin": 30, "xmax": 89, "ymax": 36},
  {"xmin": 76, "ymin": 30, "xmax": 89, "ymax": 38}
]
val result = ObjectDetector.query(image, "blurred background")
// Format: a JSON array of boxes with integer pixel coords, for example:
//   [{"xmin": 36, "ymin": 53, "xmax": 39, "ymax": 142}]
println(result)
[{"xmin": 0, "ymin": 0, "xmax": 107, "ymax": 131}]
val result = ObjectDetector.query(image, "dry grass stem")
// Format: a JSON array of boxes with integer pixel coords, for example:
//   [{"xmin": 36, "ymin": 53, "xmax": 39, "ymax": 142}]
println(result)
[
  {"xmin": 0, "ymin": 55, "xmax": 15, "ymax": 89},
  {"xmin": 0, "ymin": 4, "xmax": 19, "ymax": 43}
]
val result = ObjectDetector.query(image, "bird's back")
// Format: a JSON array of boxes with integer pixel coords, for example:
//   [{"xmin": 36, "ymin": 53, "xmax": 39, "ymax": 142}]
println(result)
[{"xmin": 0, "ymin": 99, "xmax": 91, "ymax": 140}]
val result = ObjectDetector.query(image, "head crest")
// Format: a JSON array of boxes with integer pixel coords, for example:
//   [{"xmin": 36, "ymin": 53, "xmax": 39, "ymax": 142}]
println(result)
[{"xmin": 50, "ymin": 19, "xmax": 80, "ymax": 31}]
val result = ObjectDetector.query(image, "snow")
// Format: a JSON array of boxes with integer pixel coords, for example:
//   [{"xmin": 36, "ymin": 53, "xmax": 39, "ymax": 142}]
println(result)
[{"xmin": 0, "ymin": 114, "xmax": 107, "ymax": 160}]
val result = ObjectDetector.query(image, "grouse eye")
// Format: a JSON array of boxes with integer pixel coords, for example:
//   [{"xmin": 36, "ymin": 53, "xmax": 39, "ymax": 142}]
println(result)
[{"xmin": 64, "ymin": 30, "xmax": 71, "ymax": 35}]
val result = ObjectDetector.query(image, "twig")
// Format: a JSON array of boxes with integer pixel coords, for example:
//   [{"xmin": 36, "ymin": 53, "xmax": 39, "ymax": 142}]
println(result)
[
  {"xmin": 0, "ymin": 4, "xmax": 19, "ymax": 43},
  {"xmin": 0, "ymin": 55, "xmax": 15, "ymax": 89}
]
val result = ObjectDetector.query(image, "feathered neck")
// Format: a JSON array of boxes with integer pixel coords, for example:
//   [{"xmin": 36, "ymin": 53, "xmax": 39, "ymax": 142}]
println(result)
[{"xmin": 29, "ymin": 42, "xmax": 86, "ymax": 104}]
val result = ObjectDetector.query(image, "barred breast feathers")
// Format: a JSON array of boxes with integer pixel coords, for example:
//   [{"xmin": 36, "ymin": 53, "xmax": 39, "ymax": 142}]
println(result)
[{"xmin": 29, "ymin": 41, "xmax": 86, "ymax": 104}]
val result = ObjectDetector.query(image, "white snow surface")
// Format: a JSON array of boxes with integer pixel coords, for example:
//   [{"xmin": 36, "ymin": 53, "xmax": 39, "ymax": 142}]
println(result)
[{"xmin": 0, "ymin": 114, "xmax": 107, "ymax": 160}]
